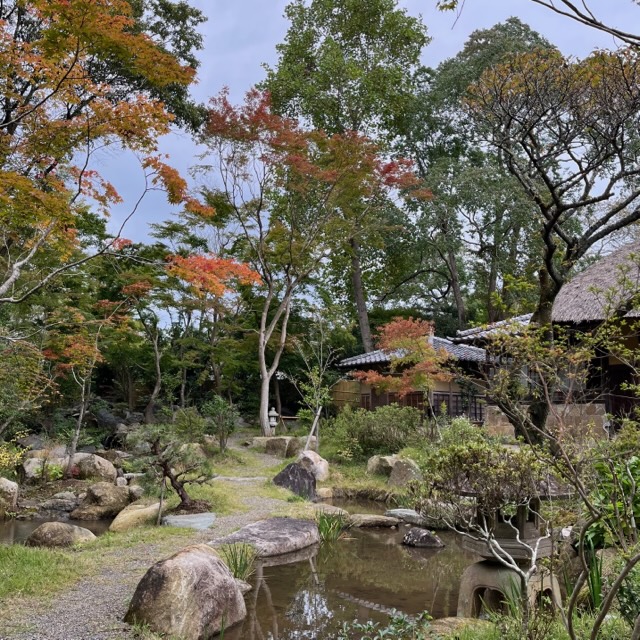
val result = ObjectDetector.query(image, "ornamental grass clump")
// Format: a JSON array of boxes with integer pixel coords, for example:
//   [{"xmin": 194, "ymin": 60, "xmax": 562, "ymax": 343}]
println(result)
[
  {"xmin": 218, "ymin": 543, "xmax": 257, "ymax": 581},
  {"xmin": 316, "ymin": 510, "xmax": 350, "ymax": 542}
]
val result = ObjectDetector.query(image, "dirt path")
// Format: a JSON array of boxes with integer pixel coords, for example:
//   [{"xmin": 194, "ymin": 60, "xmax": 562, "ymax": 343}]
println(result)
[{"xmin": 0, "ymin": 442, "xmax": 292, "ymax": 640}]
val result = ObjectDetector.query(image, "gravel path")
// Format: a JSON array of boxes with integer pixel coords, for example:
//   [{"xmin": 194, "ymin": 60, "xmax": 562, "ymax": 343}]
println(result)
[{"xmin": 0, "ymin": 443, "xmax": 291, "ymax": 640}]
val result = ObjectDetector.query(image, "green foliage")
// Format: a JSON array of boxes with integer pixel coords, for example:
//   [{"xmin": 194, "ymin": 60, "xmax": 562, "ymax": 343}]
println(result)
[
  {"xmin": 201, "ymin": 396, "xmax": 239, "ymax": 453},
  {"xmin": 0, "ymin": 433, "xmax": 26, "ymax": 478},
  {"xmin": 315, "ymin": 510, "xmax": 350, "ymax": 542},
  {"xmin": 587, "ymin": 454, "xmax": 640, "ymax": 548},
  {"xmin": 586, "ymin": 542, "xmax": 604, "ymax": 611},
  {"xmin": 323, "ymin": 404, "xmax": 422, "ymax": 462},
  {"xmin": 617, "ymin": 560, "xmax": 640, "ymax": 627},
  {"xmin": 218, "ymin": 543, "xmax": 256, "ymax": 581},
  {"xmin": 337, "ymin": 610, "xmax": 432, "ymax": 640}
]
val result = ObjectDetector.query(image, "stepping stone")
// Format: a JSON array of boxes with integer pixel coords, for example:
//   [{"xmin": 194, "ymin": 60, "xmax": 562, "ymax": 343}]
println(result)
[
  {"xmin": 349, "ymin": 514, "xmax": 400, "ymax": 528},
  {"xmin": 212, "ymin": 476, "xmax": 267, "ymax": 483},
  {"xmin": 162, "ymin": 512, "xmax": 216, "ymax": 530},
  {"xmin": 384, "ymin": 508, "xmax": 428, "ymax": 527},
  {"xmin": 211, "ymin": 517, "xmax": 319, "ymax": 557}
]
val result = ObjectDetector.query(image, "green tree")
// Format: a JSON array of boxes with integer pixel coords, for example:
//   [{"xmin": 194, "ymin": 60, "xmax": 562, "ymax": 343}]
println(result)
[{"xmin": 264, "ymin": 0, "xmax": 429, "ymax": 351}]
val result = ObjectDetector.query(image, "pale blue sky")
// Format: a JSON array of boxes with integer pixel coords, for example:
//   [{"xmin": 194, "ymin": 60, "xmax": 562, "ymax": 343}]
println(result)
[{"xmin": 104, "ymin": 0, "xmax": 638, "ymax": 242}]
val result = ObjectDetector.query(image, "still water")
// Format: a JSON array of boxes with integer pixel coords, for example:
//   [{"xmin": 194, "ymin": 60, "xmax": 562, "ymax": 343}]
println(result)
[
  {"xmin": 0, "ymin": 518, "xmax": 112, "ymax": 545},
  {"xmin": 224, "ymin": 527, "xmax": 479, "ymax": 640}
]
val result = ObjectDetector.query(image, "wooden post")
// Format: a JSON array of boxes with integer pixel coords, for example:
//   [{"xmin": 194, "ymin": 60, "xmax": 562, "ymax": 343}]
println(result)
[{"xmin": 304, "ymin": 407, "xmax": 323, "ymax": 451}]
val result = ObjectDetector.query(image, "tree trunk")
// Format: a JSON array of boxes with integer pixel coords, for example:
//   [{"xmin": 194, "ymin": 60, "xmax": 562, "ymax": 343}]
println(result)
[
  {"xmin": 144, "ymin": 330, "xmax": 162, "ymax": 424},
  {"xmin": 259, "ymin": 372, "xmax": 272, "ymax": 435},
  {"xmin": 65, "ymin": 379, "xmax": 90, "ymax": 479},
  {"xmin": 350, "ymin": 237, "xmax": 373, "ymax": 352},
  {"xmin": 274, "ymin": 377, "xmax": 282, "ymax": 418},
  {"xmin": 446, "ymin": 249, "xmax": 466, "ymax": 327}
]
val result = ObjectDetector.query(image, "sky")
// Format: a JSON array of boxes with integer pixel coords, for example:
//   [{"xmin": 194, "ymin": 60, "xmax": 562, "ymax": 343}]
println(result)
[{"xmin": 105, "ymin": 0, "xmax": 640, "ymax": 242}]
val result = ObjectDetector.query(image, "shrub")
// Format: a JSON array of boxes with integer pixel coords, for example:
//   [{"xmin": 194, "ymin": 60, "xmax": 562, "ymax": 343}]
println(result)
[
  {"xmin": 337, "ymin": 611, "xmax": 432, "ymax": 640},
  {"xmin": 323, "ymin": 404, "xmax": 422, "ymax": 462},
  {"xmin": 616, "ymin": 559, "xmax": 640, "ymax": 627},
  {"xmin": 201, "ymin": 396, "xmax": 239, "ymax": 453}
]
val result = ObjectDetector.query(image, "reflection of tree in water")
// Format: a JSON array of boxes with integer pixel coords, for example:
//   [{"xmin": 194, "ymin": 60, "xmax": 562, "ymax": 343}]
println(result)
[{"xmin": 224, "ymin": 530, "xmax": 478, "ymax": 639}]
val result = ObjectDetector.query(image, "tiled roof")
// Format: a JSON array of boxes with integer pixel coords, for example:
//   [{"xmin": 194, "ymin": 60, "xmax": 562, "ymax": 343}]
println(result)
[{"xmin": 338, "ymin": 337, "xmax": 487, "ymax": 368}]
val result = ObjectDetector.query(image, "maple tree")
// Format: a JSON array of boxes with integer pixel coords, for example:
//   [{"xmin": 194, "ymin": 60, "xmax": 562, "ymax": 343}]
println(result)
[
  {"xmin": 198, "ymin": 88, "xmax": 426, "ymax": 434},
  {"xmin": 352, "ymin": 317, "xmax": 451, "ymax": 409},
  {"xmin": 0, "ymin": 0, "xmax": 199, "ymax": 306}
]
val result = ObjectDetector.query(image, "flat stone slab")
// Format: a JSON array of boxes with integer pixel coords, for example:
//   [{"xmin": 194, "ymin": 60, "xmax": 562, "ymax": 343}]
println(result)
[
  {"xmin": 384, "ymin": 508, "xmax": 428, "ymax": 527},
  {"xmin": 211, "ymin": 517, "xmax": 319, "ymax": 557},
  {"xmin": 349, "ymin": 514, "xmax": 400, "ymax": 528},
  {"xmin": 162, "ymin": 512, "xmax": 216, "ymax": 530},
  {"xmin": 212, "ymin": 476, "xmax": 267, "ymax": 483}
]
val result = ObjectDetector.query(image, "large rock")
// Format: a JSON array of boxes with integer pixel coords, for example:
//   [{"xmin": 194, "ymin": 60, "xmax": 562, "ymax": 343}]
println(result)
[
  {"xmin": 212, "ymin": 518, "xmax": 320, "ymax": 557},
  {"xmin": 388, "ymin": 459, "xmax": 423, "ymax": 487},
  {"xmin": 402, "ymin": 527, "xmax": 445, "ymax": 548},
  {"xmin": 0, "ymin": 477, "xmax": 18, "ymax": 517},
  {"xmin": 39, "ymin": 497, "xmax": 77, "ymax": 513},
  {"xmin": 109, "ymin": 502, "xmax": 161, "ymax": 532},
  {"xmin": 70, "ymin": 482, "xmax": 130, "ymax": 520},
  {"xmin": 71, "ymin": 453, "xmax": 117, "ymax": 482},
  {"xmin": 384, "ymin": 508, "xmax": 428, "ymax": 527},
  {"xmin": 273, "ymin": 463, "xmax": 316, "ymax": 500},
  {"xmin": 349, "ymin": 514, "xmax": 400, "ymax": 528},
  {"xmin": 265, "ymin": 437, "xmax": 292, "ymax": 458},
  {"xmin": 366, "ymin": 455, "xmax": 399, "ymax": 476},
  {"xmin": 25, "ymin": 445, "xmax": 67, "ymax": 459},
  {"xmin": 286, "ymin": 436, "xmax": 316, "ymax": 458},
  {"xmin": 125, "ymin": 544, "xmax": 246, "ymax": 639},
  {"xmin": 26, "ymin": 522, "xmax": 96, "ymax": 547},
  {"xmin": 296, "ymin": 450, "xmax": 329, "ymax": 482}
]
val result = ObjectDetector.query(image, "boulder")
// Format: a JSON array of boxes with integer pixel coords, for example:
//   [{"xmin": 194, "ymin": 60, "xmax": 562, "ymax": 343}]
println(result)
[
  {"xmin": 286, "ymin": 436, "xmax": 316, "ymax": 458},
  {"xmin": 20, "ymin": 457, "xmax": 60, "ymax": 482},
  {"xmin": 265, "ymin": 437, "xmax": 292, "ymax": 458},
  {"xmin": 25, "ymin": 445, "xmax": 67, "ymax": 459},
  {"xmin": 388, "ymin": 459, "xmax": 423, "ymax": 488},
  {"xmin": 115, "ymin": 477, "xmax": 128, "ymax": 487},
  {"xmin": 273, "ymin": 463, "xmax": 316, "ymax": 500},
  {"xmin": 235, "ymin": 579, "xmax": 252, "ymax": 595},
  {"xmin": 52, "ymin": 491, "xmax": 76, "ymax": 501},
  {"xmin": 0, "ymin": 477, "xmax": 18, "ymax": 516},
  {"xmin": 26, "ymin": 522, "xmax": 96, "ymax": 547},
  {"xmin": 366, "ymin": 455, "xmax": 399, "ymax": 476},
  {"xmin": 125, "ymin": 544, "xmax": 246, "ymax": 639},
  {"xmin": 71, "ymin": 453, "xmax": 117, "ymax": 482},
  {"xmin": 402, "ymin": 527, "xmax": 445, "ymax": 548},
  {"xmin": 316, "ymin": 487, "xmax": 333, "ymax": 500},
  {"xmin": 129, "ymin": 485, "xmax": 145, "ymax": 501},
  {"xmin": 296, "ymin": 450, "xmax": 329, "ymax": 482},
  {"xmin": 95, "ymin": 407, "xmax": 120, "ymax": 430},
  {"xmin": 384, "ymin": 508, "xmax": 428, "ymax": 527},
  {"xmin": 16, "ymin": 434, "xmax": 46, "ymax": 451},
  {"xmin": 250, "ymin": 436, "xmax": 271, "ymax": 451},
  {"xmin": 212, "ymin": 518, "xmax": 320, "ymax": 557},
  {"xmin": 109, "ymin": 502, "xmax": 161, "ymax": 532},
  {"xmin": 70, "ymin": 482, "xmax": 130, "ymax": 520},
  {"xmin": 39, "ymin": 498, "xmax": 77, "ymax": 512},
  {"xmin": 349, "ymin": 514, "xmax": 400, "ymax": 528}
]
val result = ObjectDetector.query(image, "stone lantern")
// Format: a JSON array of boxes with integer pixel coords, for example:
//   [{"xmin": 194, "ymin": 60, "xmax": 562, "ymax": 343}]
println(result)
[{"xmin": 268, "ymin": 407, "xmax": 279, "ymax": 436}]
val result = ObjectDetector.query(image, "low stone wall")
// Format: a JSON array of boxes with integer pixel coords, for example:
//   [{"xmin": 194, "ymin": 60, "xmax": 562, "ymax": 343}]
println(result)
[{"xmin": 484, "ymin": 403, "xmax": 609, "ymax": 441}]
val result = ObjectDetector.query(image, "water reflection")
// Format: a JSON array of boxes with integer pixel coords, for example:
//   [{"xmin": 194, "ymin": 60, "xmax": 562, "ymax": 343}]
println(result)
[{"xmin": 224, "ymin": 528, "xmax": 478, "ymax": 640}]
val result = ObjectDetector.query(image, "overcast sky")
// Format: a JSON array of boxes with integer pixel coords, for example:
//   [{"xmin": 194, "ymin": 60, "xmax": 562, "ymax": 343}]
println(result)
[{"xmin": 105, "ymin": 0, "xmax": 639, "ymax": 241}]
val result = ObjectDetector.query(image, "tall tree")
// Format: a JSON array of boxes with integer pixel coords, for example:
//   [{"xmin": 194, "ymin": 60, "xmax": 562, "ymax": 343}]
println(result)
[
  {"xmin": 263, "ymin": 0, "xmax": 429, "ymax": 351},
  {"xmin": 0, "ymin": 0, "xmax": 200, "ymax": 306},
  {"xmin": 198, "ymin": 89, "xmax": 423, "ymax": 434}
]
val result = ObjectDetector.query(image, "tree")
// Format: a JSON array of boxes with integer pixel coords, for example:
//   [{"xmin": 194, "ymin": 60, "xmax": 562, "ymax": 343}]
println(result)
[
  {"xmin": 436, "ymin": 0, "xmax": 640, "ymax": 49},
  {"xmin": 0, "ymin": 0, "xmax": 199, "ymax": 306},
  {"xmin": 198, "ymin": 89, "xmax": 423, "ymax": 434},
  {"xmin": 393, "ymin": 19, "xmax": 553, "ymax": 327},
  {"xmin": 264, "ymin": 0, "xmax": 429, "ymax": 351},
  {"xmin": 352, "ymin": 317, "xmax": 451, "ymax": 414}
]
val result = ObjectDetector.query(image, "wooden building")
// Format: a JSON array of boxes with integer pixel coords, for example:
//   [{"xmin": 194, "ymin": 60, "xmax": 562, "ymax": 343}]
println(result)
[
  {"xmin": 333, "ymin": 337, "xmax": 488, "ymax": 423},
  {"xmin": 454, "ymin": 240, "xmax": 640, "ymax": 425}
]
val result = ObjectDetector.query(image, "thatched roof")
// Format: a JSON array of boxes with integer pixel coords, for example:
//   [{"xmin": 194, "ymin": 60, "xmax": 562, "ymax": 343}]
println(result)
[
  {"xmin": 454, "ymin": 240, "xmax": 640, "ymax": 343},
  {"xmin": 552, "ymin": 240, "xmax": 640, "ymax": 323}
]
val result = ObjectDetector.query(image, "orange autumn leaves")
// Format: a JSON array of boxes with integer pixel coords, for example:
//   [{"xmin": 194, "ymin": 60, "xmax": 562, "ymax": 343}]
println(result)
[
  {"xmin": 353, "ymin": 317, "xmax": 452, "ymax": 396},
  {"xmin": 167, "ymin": 254, "xmax": 261, "ymax": 298}
]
